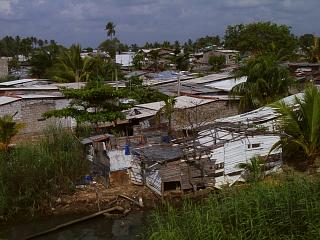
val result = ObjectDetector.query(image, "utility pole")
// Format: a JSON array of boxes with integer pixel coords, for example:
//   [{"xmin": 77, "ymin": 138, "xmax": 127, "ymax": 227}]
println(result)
[{"xmin": 177, "ymin": 71, "xmax": 181, "ymax": 96}]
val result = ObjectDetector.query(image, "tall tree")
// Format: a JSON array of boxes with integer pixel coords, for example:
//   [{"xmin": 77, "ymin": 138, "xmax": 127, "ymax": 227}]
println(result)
[
  {"xmin": 43, "ymin": 83, "xmax": 128, "ymax": 125},
  {"xmin": 105, "ymin": 21, "xmax": 116, "ymax": 40},
  {"xmin": 230, "ymin": 53, "xmax": 294, "ymax": 112},
  {"xmin": 50, "ymin": 44, "xmax": 93, "ymax": 83},
  {"xmin": 29, "ymin": 44, "xmax": 61, "ymax": 78},
  {"xmin": 149, "ymin": 49, "xmax": 160, "ymax": 72},
  {"xmin": 224, "ymin": 22, "xmax": 297, "ymax": 57},
  {"xmin": 305, "ymin": 36, "xmax": 320, "ymax": 63}
]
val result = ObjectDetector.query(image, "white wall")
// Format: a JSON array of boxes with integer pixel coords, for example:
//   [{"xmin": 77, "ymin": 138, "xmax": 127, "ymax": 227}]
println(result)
[{"xmin": 116, "ymin": 53, "xmax": 135, "ymax": 67}]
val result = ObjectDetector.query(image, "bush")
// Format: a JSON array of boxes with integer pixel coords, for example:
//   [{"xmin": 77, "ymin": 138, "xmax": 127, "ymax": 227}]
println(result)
[{"xmin": 0, "ymin": 126, "xmax": 89, "ymax": 219}]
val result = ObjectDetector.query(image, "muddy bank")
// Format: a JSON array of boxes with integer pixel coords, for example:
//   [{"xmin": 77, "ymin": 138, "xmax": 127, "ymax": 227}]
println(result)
[{"xmin": 51, "ymin": 182, "xmax": 160, "ymax": 216}]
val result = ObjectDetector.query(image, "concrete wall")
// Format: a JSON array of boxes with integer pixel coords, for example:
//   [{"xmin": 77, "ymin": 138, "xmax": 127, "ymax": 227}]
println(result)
[
  {"xmin": 0, "ymin": 98, "xmax": 73, "ymax": 141},
  {"xmin": 0, "ymin": 58, "xmax": 8, "ymax": 78}
]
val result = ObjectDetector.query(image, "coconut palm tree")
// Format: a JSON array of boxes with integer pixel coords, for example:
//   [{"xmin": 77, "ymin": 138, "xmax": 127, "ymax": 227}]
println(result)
[
  {"xmin": 271, "ymin": 85, "xmax": 320, "ymax": 169},
  {"xmin": 0, "ymin": 115, "xmax": 24, "ymax": 152},
  {"xmin": 305, "ymin": 35, "xmax": 320, "ymax": 63},
  {"xmin": 105, "ymin": 21, "xmax": 116, "ymax": 40},
  {"xmin": 52, "ymin": 44, "xmax": 92, "ymax": 83},
  {"xmin": 230, "ymin": 54, "xmax": 294, "ymax": 113}
]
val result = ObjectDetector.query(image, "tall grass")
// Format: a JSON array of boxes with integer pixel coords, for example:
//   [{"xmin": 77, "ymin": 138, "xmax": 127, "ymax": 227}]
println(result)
[
  {"xmin": 0, "ymin": 126, "xmax": 89, "ymax": 219},
  {"xmin": 147, "ymin": 175, "xmax": 320, "ymax": 240}
]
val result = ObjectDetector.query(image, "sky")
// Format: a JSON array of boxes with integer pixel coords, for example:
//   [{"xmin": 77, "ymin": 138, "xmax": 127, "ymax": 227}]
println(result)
[{"xmin": 0, "ymin": 0, "xmax": 319, "ymax": 47}]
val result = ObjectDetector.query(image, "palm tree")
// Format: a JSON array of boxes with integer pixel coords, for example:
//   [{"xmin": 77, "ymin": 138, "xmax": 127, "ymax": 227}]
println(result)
[
  {"xmin": 230, "ymin": 54, "xmax": 294, "ymax": 113},
  {"xmin": 271, "ymin": 85, "xmax": 320, "ymax": 169},
  {"xmin": 237, "ymin": 156, "xmax": 265, "ymax": 182},
  {"xmin": 53, "ymin": 44, "xmax": 92, "ymax": 83},
  {"xmin": 105, "ymin": 21, "xmax": 116, "ymax": 40},
  {"xmin": 0, "ymin": 115, "xmax": 24, "ymax": 152},
  {"xmin": 305, "ymin": 35, "xmax": 320, "ymax": 63},
  {"xmin": 149, "ymin": 49, "xmax": 160, "ymax": 72},
  {"xmin": 157, "ymin": 97, "xmax": 176, "ymax": 135}
]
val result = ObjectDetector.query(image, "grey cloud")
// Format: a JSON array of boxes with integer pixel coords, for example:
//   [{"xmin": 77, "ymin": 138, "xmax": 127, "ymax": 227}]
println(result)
[{"xmin": 0, "ymin": 0, "xmax": 319, "ymax": 47}]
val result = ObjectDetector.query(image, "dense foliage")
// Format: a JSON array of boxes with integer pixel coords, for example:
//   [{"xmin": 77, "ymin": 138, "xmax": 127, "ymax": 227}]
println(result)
[
  {"xmin": 224, "ymin": 22, "xmax": 297, "ymax": 57},
  {"xmin": 231, "ymin": 53, "xmax": 294, "ymax": 112},
  {"xmin": 0, "ymin": 127, "xmax": 89, "ymax": 219},
  {"xmin": 44, "ymin": 83, "xmax": 128, "ymax": 124},
  {"xmin": 208, "ymin": 55, "xmax": 226, "ymax": 72},
  {"xmin": 147, "ymin": 175, "xmax": 320, "ymax": 240},
  {"xmin": 0, "ymin": 115, "xmax": 24, "ymax": 151},
  {"xmin": 0, "ymin": 35, "xmax": 56, "ymax": 57},
  {"xmin": 272, "ymin": 85, "xmax": 320, "ymax": 168}
]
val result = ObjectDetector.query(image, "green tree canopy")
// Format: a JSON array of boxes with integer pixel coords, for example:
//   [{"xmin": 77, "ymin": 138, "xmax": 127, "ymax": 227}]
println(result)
[
  {"xmin": 29, "ymin": 43, "xmax": 61, "ymax": 78},
  {"xmin": 230, "ymin": 53, "xmax": 295, "ymax": 112},
  {"xmin": 224, "ymin": 22, "xmax": 297, "ymax": 57},
  {"xmin": 208, "ymin": 55, "xmax": 226, "ymax": 72},
  {"xmin": 44, "ymin": 84, "xmax": 128, "ymax": 124},
  {"xmin": 49, "ymin": 44, "xmax": 93, "ymax": 83},
  {"xmin": 105, "ymin": 21, "xmax": 116, "ymax": 40},
  {"xmin": 98, "ymin": 38, "xmax": 128, "ymax": 58}
]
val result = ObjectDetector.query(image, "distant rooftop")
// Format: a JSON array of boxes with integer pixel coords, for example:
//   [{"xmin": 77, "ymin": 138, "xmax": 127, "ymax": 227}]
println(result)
[
  {"xmin": 184, "ymin": 73, "xmax": 232, "ymax": 85},
  {"xmin": 136, "ymin": 95, "xmax": 215, "ymax": 111}
]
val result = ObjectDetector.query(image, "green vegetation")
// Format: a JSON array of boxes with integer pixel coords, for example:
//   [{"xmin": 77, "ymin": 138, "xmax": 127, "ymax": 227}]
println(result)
[
  {"xmin": 224, "ymin": 22, "xmax": 297, "ymax": 57},
  {"xmin": 231, "ymin": 53, "xmax": 294, "ymax": 112},
  {"xmin": 105, "ymin": 21, "xmax": 116, "ymax": 40},
  {"xmin": 156, "ymin": 97, "xmax": 176, "ymax": 135},
  {"xmin": 43, "ymin": 83, "xmax": 127, "ymax": 124},
  {"xmin": 0, "ymin": 115, "xmax": 24, "ymax": 152},
  {"xmin": 208, "ymin": 55, "xmax": 226, "ymax": 72},
  {"xmin": 147, "ymin": 175, "xmax": 320, "ymax": 240},
  {"xmin": 237, "ymin": 156, "xmax": 265, "ymax": 182},
  {"xmin": 0, "ymin": 127, "xmax": 89, "ymax": 220},
  {"xmin": 272, "ymin": 85, "xmax": 320, "ymax": 169},
  {"xmin": 51, "ymin": 44, "xmax": 93, "ymax": 83},
  {"xmin": 0, "ymin": 35, "xmax": 55, "ymax": 57}
]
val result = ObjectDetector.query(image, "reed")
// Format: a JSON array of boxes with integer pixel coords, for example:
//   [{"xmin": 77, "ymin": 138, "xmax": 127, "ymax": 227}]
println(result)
[
  {"xmin": 147, "ymin": 175, "xmax": 320, "ymax": 240},
  {"xmin": 0, "ymin": 126, "xmax": 89, "ymax": 219}
]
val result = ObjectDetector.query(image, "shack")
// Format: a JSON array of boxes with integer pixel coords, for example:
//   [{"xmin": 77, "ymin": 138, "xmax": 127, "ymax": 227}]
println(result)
[
  {"xmin": 81, "ymin": 134, "xmax": 146, "ymax": 187},
  {"xmin": 128, "ymin": 93, "xmax": 305, "ymax": 196}
]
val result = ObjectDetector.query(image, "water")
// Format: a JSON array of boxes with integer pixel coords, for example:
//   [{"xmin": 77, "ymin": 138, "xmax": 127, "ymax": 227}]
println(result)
[{"xmin": 0, "ymin": 212, "xmax": 147, "ymax": 240}]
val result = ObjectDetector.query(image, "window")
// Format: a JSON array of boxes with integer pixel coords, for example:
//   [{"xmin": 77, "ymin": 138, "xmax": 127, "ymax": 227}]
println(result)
[
  {"xmin": 215, "ymin": 163, "xmax": 224, "ymax": 170},
  {"xmin": 247, "ymin": 143, "xmax": 261, "ymax": 149},
  {"xmin": 252, "ymin": 143, "xmax": 261, "ymax": 148}
]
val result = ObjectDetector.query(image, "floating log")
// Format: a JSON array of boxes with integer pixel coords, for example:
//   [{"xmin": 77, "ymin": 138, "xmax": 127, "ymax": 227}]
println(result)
[{"xmin": 25, "ymin": 206, "xmax": 125, "ymax": 240}]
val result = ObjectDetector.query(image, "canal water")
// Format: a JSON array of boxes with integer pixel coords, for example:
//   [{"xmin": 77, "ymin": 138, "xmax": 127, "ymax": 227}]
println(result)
[{"xmin": 0, "ymin": 212, "xmax": 148, "ymax": 240}]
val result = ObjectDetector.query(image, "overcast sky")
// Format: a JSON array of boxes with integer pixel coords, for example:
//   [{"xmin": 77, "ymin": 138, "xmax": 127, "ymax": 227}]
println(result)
[{"xmin": 0, "ymin": 0, "xmax": 319, "ymax": 47}]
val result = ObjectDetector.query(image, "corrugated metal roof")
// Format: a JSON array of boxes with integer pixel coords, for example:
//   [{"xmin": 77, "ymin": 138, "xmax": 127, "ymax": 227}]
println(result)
[
  {"xmin": 135, "ymin": 96, "xmax": 215, "ymax": 111},
  {"xmin": 184, "ymin": 73, "xmax": 232, "ymax": 84},
  {"xmin": 125, "ymin": 108, "xmax": 158, "ymax": 120},
  {"xmin": 0, "ymin": 79, "xmax": 44, "ymax": 87},
  {"xmin": 132, "ymin": 145, "xmax": 183, "ymax": 163},
  {"xmin": 0, "ymin": 96, "xmax": 20, "ymax": 105},
  {"xmin": 205, "ymin": 76, "xmax": 247, "ymax": 92},
  {"xmin": 17, "ymin": 94, "xmax": 62, "ymax": 99},
  {"xmin": 215, "ymin": 93, "xmax": 304, "ymax": 124},
  {"xmin": 80, "ymin": 134, "xmax": 114, "ymax": 144}
]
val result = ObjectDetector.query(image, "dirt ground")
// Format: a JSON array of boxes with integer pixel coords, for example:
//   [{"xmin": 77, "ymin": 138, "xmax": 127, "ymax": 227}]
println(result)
[{"xmin": 51, "ymin": 182, "xmax": 160, "ymax": 216}]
